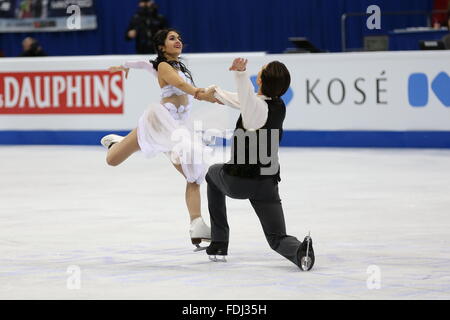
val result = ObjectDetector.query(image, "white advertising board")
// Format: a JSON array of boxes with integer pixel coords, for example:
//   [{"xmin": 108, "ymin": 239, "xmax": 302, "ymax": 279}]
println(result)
[{"xmin": 1, "ymin": 51, "xmax": 449, "ymax": 146}]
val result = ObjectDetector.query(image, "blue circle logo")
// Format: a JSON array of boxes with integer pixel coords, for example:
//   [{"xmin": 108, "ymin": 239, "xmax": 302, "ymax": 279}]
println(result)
[{"xmin": 250, "ymin": 75, "xmax": 294, "ymax": 106}]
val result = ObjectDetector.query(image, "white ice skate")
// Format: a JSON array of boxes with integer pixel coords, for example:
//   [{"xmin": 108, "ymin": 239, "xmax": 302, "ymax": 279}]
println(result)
[
  {"xmin": 189, "ymin": 217, "xmax": 211, "ymax": 252},
  {"xmin": 100, "ymin": 134, "xmax": 124, "ymax": 149}
]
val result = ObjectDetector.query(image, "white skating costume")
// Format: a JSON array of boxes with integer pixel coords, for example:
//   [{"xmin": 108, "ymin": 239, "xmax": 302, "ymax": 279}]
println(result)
[{"xmin": 123, "ymin": 60, "xmax": 207, "ymax": 185}]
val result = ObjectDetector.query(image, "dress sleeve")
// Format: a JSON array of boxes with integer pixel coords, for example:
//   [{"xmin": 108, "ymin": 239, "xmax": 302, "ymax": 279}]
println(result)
[{"xmin": 123, "ymin": 60, "xmax": 158, "ymax": 78}]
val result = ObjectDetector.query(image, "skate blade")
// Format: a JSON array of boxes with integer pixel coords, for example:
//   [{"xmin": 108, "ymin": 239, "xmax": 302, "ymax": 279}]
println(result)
[
  {"xmin": 193, "ymin": 245, "xmax": 207, "ymax": 252},
  {"xmin": 300, "ymin": 256, "xmax": 312, "ymax": 271},
  {"xmin": 300, "ymin": 232, "xmax": 313, "ymax": 271},
  {"xmin": 208, "ymin": 255, "xmax": 227, "ymax": 262}
]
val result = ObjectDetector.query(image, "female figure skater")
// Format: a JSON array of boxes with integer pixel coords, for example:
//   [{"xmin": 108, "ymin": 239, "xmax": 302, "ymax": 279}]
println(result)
[{"xmin": 103, "ymin": 29, "xmax": 216, "ymax": 250}]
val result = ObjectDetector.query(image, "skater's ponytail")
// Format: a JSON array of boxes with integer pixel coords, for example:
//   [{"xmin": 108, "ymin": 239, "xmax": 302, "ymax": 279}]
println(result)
[{"xmin": 151, "ymin": 29, "xmax": 195, "ymax": 85}]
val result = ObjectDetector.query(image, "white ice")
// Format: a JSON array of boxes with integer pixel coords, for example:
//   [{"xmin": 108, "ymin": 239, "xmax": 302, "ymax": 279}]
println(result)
[{"xmin": 1, "ymin": 146, "xmax": 450, "ymax": 299}]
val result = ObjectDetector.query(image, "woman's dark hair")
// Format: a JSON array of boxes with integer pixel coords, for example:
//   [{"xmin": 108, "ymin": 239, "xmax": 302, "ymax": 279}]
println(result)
[
  {"xmin": 151, "ymin": 28, "xmax": 194, "ymax": 84},
  {"xmin": 260, "ymin": 61, "xmax": 291, "ymax": 98}
]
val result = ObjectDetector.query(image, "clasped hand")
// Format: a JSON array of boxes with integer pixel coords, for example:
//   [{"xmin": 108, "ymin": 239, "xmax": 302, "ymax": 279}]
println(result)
[{"xmin": 195, "ymin": 87, "xmax": 223, "ymax": 104}]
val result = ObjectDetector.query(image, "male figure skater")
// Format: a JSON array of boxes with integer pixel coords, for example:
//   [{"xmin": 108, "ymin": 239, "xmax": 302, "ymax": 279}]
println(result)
[{"xmin": 201, "ymin": 58, "xmax": 314, "ymax": 271}]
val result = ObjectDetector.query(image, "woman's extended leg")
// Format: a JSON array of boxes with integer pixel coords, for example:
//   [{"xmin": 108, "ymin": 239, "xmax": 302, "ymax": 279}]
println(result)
[
  {"xmin": 106, "ymin": 129, "xmax": 141, "ymax": 166},
  {"xmin": 173, "ymin": 163, "xmax": 201, "ymax": 222},
  {"xmin": 172, "ymin": 162, "xmax": 211, "ymax": 247}
]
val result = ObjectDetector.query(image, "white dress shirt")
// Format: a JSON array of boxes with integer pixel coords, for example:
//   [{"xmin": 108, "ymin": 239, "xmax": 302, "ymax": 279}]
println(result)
[{"xmin": 213, "ymin": 71, "xmax": 270, "ymax": 130}]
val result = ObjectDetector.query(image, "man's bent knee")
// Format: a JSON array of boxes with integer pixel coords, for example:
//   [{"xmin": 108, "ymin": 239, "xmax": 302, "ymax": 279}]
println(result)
[{"xmin": 206, "ymin": 164, "xmax": 223, "ymax": 182}]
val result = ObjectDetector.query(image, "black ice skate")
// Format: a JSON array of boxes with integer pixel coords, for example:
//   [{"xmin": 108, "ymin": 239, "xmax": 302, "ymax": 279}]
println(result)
[
  {"xmin": 298, "ymin": 232, "xmax": 315, "ymax": 271},
  {"xmin": 206, "ymin": 241, "xmax": 228, "ymax": 262}
]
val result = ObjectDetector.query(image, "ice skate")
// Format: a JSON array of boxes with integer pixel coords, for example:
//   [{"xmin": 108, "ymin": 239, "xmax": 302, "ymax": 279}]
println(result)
[
  {"xmin": 206, "ymin": 241, "xmax": 228, "ymax": 262},
  {"xmin": 100, "ymin": 134, "xmax": 124, "ymax": 149},
  {"xmin": 298, "ymin": 231, "xmax": 315, "ymax": 271},
  {"xmin": 189, "ymin": 217, "xmax": 211, "ymax": 252}
]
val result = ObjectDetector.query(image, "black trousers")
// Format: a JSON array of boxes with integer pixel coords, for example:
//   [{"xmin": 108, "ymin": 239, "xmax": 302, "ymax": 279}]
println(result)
[{"xmin": 206, "ymin": 164, "xmax": 303, "ymax": 267}]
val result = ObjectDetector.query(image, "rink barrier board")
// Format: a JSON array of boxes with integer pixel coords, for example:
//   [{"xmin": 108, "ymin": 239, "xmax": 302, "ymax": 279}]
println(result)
[
  {"xmin": 2, "ymin": 51, "xmax": 450, "ymax": 148},
  {"xmin": 1, "ymin": 130, "xmax": 449, "ymax": 148}
]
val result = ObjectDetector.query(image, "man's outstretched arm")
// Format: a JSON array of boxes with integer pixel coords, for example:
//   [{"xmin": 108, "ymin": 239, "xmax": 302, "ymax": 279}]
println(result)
[{"xmin": 231, "ymin": 58, "xmax": 268, "ymax": 130}]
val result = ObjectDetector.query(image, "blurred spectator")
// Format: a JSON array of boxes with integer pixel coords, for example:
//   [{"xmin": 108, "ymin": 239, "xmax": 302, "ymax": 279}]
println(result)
[
  {"xmin": 432, "ymin": 0, "xmax": 450, "ymax": 28},
  {"xmin": 448, "ymin": 9, "xmax": 450, "ymax": 28},
  {"xmin": 16, "ymin": 0, "xmax": 44, "ymax": 19},
  {"xmin": 20, "ymin": 37, "xmax": 47, "ymax": 57},
  {"xmin": 0, "ymin": 50, "xmax": 5, "ymax": 57},
  {"xmin": 32, "ymin": 0, "xmax": 44, "ymax": 18},
  {"xmin": 125, "ymin": 0, "xmax": 168, "ymax": 54},
  {"xmin": 442, "ymin": 11, "xmax": 450, "ymax": 49},
  {"xmin": 433, "ymin": 20, "xmax": 441, "ymax": 30},
  {"xmin": 17, "ymin": 0, "xmax": 33, "ymax": 18}
]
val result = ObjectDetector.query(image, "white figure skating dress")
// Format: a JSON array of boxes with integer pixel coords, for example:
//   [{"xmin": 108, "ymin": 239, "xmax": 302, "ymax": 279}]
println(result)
[{"xmin": 123, "ymin": 60, "xmax": 208, "ymax": 185}]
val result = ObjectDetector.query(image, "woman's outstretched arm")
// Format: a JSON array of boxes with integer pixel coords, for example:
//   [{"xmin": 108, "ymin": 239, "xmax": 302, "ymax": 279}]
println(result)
[
  {"xmin": 123, "ymin": 60, "xmax": 158, "ymax": 77},
  {"xmin": 157, "ymin": 62, "xmax": 202, "ymax": 97},
  {"xmin": 108, "ymin": 60, "xmax": 157, "ymax": 79}
]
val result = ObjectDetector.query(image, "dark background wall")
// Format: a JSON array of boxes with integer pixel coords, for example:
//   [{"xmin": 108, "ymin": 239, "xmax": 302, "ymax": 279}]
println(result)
[{"xmin": 0, "ymin": 0, "xmax": 434, "ymax": 57}]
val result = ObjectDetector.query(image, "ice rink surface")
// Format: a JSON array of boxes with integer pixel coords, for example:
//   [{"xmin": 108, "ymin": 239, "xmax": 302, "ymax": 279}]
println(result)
[{"xmin": 1, "ymin": 146, "xmax": 450, "ymax": 300}]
